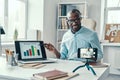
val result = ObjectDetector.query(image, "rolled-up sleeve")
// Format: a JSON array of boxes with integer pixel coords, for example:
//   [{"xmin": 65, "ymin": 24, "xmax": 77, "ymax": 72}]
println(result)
[{"xmin": 60, "ymin": 42, "xmax": 68, "ymax": 59}]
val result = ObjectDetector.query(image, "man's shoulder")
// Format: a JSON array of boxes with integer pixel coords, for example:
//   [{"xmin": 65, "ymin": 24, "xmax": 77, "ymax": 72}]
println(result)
[
  {"xmin": 81, "ymin": 26, "xmax": 96, "ymax": 35},
  {"xmin": 82, "ymin": 26, "xmax": 95, "ymax": 33}
]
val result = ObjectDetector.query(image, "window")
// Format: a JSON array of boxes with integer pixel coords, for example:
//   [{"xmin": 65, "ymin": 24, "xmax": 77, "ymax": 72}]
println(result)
[
  {"xmin": 105, "ymin": 0, "xmax": 120, "ymax": 24},
  {"xmin": 0, "ymin": 0, "xmax": 27, "ymax": 43}
]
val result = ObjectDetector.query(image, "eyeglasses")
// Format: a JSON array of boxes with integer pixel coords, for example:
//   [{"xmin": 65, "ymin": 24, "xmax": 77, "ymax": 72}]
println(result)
[{"xmin": 67, "ymin": 18, "xmax": 80, "ymax": 24}]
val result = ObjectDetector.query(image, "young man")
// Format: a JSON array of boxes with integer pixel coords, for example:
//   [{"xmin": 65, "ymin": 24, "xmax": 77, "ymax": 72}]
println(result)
[{"xmin": 45, "ymin": 9, "xmax": 103, "ymax": 62}]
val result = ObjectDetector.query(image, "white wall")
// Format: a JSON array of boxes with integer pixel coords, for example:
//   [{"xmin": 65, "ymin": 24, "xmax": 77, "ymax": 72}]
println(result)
[
  {"xmin": 27, "ymin": 0, "xmax": 44, "ymax": 40},
  {"xmin": 43, "ymin": 0, "xmax": 59, "ymax": 57},
  {"xmin": 28, "ymin": 0, "xmax": 44, "ymax": 31}
]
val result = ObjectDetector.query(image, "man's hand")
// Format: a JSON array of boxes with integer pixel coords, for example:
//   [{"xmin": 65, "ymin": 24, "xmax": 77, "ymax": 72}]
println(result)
[
  {"xmin": 44, "ymin": 43, "xmax": 60, "ymax": 58},
  {"xmin": 44, "ymin": 43, "xmax": 55, "ymax": 52}
]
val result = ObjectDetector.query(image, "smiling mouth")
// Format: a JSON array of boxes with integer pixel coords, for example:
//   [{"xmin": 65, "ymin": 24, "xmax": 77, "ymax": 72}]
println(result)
[{"xmin": 73, "ymin": 25, "xmax": 78, "ymax": 29}]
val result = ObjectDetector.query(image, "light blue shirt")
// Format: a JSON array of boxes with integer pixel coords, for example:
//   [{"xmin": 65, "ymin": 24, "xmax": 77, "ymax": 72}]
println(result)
[{"xmin": 60, "ymin": 26, "xmax": 103, "ymax": 61}]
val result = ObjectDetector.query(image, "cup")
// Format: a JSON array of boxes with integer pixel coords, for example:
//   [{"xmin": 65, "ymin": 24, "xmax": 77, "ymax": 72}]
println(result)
[{"xmin": 7, "ymin": 54, "xmax": 13, "ymax": 65}]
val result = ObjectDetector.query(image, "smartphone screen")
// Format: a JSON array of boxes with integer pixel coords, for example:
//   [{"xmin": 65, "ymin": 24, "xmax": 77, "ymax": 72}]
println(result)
[{"xmin": 78, "ymin": 48, "xmax": 97, "ymax": 61}]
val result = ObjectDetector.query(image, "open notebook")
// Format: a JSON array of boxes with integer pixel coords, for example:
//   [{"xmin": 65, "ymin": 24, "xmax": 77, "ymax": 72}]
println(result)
[{"xmin": 15, "ymin": 41, "xmax": 56, "ymax": 64}]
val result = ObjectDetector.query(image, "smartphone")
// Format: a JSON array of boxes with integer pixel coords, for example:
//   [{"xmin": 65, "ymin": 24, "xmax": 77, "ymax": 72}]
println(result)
[{"xmin": 78, "ymin": 48, "xmax": 97, "ymax": 61}]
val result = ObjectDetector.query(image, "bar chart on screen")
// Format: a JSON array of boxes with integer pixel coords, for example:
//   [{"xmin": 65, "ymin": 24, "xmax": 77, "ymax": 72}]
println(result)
[
  {"xmin": 20, "ymin": 42, "xmax": 42, "ymax": 59},
  {"xmin": 23, "ymin": 46, "xmax": 40, "ymax": 56}
]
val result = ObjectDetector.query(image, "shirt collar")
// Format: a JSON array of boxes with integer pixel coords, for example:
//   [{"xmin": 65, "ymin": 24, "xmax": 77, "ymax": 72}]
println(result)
[{"xmin": 69, "ymin": 26, "xmax": 84, "ymax": 35}]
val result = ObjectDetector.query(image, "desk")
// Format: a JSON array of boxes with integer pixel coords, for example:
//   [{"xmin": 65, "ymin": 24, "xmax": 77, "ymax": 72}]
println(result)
[{"xmin": 0, "ymin": 57, "xmax": 109, "ymax": 80}]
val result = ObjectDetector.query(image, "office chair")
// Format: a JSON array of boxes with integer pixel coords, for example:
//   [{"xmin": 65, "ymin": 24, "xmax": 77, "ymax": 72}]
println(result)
[{"xmin": 81, "ymin": 18, "xmax": 96, "ymax": 31}]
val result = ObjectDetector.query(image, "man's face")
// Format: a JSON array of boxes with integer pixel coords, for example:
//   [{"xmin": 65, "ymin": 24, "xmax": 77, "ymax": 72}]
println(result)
[{"xmin": 67, "ymin": 13, "xmax": 81, "ymax": 33}]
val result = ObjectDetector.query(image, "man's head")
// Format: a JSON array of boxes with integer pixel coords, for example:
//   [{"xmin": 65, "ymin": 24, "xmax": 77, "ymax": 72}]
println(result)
[{"xmin": 67, "ymin": 9, "xmax": 82, "ymax": 34}]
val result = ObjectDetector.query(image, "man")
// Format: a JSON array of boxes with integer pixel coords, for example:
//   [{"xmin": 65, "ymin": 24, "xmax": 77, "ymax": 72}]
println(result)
[{"xmin": 45, "ymin": 9, "xmax": 103, "ymax": 62}]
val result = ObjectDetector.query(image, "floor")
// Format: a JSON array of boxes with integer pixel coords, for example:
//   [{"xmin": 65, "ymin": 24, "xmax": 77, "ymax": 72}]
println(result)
[{"xmin": 104, "ymin": 74, "xmax": 120, "ymax": 80}]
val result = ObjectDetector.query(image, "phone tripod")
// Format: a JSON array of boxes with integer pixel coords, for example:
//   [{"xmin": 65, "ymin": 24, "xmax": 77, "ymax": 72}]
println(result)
[{"xmin": 72, "ymin": 59, "xmax": 96, "ymax": 75}]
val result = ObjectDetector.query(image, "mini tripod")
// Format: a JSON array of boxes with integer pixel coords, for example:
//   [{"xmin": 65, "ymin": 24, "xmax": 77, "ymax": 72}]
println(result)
[{"xmin": 72, "ymin": 59, "xmax": 96, "ymax": 75}]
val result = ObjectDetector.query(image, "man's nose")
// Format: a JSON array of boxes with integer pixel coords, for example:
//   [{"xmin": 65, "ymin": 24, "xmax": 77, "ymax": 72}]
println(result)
[{"xmin": 72, "ymin": 21, "xmax": 77, "ymax": 25}]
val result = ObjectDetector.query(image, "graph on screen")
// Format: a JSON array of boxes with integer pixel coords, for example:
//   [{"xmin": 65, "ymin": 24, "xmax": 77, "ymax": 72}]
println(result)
[{"xmin": 20, "ymin": 42, "xmax": 42, "ymax": 59}]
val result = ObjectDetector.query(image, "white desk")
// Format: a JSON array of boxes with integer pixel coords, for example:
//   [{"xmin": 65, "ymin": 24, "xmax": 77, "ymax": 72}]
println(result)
[{"xmin": 0, "ymin": 57, "xmax": 109, "ymax": 80}]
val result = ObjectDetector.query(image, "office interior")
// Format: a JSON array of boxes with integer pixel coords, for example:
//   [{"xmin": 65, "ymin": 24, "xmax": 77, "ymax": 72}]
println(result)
[{"xmin": 0, "ymin": 0, "xmax": 120, "ymax": 79}]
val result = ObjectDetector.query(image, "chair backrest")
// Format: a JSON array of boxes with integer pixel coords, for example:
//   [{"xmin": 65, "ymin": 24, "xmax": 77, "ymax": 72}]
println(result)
[{"xmin": 81, "ymin": 18, "xmax": 96, "ymax": 31}]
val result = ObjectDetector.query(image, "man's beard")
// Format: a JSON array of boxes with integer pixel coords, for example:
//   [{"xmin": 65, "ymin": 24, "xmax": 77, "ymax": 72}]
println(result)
[{"xmin": 70, "ymin": 23, "xmax": 81, "ymax": 34}]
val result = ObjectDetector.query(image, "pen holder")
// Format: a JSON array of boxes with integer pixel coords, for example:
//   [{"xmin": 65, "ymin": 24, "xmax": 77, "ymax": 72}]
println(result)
[
  {"xmin": 7, "ymin": 54, "xmax": 13, "ymax": 65},
  {"xmin": 5, "ymin": 49, "xmax": 18, "ymax": 66}
]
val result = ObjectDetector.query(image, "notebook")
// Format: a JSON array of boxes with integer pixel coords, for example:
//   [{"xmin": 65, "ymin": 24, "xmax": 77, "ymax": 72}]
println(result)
[
  {"xmin": 15, "ymin": 40, "xmax": 56, "ymax": 63},
  {"xmin": 33, "ymin": 69, "xmax": 68, "ymax": 80}
]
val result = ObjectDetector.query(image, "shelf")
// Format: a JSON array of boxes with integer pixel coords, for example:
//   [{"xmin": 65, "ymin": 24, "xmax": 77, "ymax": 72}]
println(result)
[
  {"xmin": 101, "ymin": 43, "xmax": 120, "ymax": 46},
  {"xmin": 57, "ymin": 29, "xmax": 68, "ymax": 31},
  {"xmin": 58, "ymin": 16, "xmax": 67, "ymax": 18},
  {"xmin": 59, "ymin": 2, "xmax": 87, "ymax": 5}
]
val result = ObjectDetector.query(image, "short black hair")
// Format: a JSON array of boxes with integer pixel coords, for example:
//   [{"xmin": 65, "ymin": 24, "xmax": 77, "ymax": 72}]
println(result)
[
  {"xmin": 67, "ymin": 9, "xmax": 82, "ymax": 19},
  {"xmin": 71, "ymin": 9, "xmax": 81, "ymax": 15}
]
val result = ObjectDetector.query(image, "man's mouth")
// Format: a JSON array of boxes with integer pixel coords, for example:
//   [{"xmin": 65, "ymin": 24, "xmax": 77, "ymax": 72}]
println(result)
[{"xmin": 72, "ymin": 25, "xmax": 78, "ymax": 29}]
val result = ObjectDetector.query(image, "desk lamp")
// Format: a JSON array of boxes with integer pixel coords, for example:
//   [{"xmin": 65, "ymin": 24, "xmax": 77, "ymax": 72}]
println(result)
[
  {"xmin": 0, "ymin": 26, "xmax": 5, "ymax": 34},
  {"xmin": 0, "ymin": 26, "xmax": 5, "ymax": 54}
]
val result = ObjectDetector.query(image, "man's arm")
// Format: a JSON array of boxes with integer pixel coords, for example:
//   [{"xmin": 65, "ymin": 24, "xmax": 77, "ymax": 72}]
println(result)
[{"xmin": 44, "ymin": 43, "xmax": 61, "ymax": 58}]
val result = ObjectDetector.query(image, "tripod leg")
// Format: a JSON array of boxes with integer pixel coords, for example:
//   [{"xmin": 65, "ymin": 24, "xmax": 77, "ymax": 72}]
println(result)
[
  {"xmin": 86, "ymin": 65, "xmax": 90, "ymax": 70},
  {"xmin": 89, "ymin": 66, "xmax": 97, "ymax": 75},
  {"xmin": 73, "ymin": 65, "xmax": 85, "ymax": 72}
]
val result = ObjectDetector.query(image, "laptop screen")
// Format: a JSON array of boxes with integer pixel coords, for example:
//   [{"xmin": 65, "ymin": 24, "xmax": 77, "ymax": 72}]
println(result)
[{"xmin": 15, "ymin": 41, "xmax": 47, "ymax": 60}]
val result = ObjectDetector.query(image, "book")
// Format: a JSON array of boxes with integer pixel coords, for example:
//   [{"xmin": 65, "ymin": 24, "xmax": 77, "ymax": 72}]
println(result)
[
  {"xmin": 33, "ymin": 69, "xmax": 68, "ymax": 80},
  {"xmin": 89, "ymin": 62, "xmax": 109, "ymax": 68},
  {"xmin": 19, "ymin": 63, "xmax": 46, "ymax": 69},
  {"xmin": 61, "ymin": 5, "xmax": 67, "ymax": 16},
  {"xmin": 55, "ymin": 73, "xmax": 79, "ymax": 80},
  {"xmin": 32, "ymin": 73, "xmax": 79, "ymax": 80}
]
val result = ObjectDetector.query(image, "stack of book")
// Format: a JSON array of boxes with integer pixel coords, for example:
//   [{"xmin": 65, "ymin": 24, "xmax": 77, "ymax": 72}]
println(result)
[{"xmin": 32, "ymin": 69, "xmax": 79, "ymax": 80}]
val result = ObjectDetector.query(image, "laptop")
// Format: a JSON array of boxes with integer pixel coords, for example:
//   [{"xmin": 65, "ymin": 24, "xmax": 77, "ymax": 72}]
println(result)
[{"xmin": 15, "ymin": 40, "xmax": 56, "ymax": 63}]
